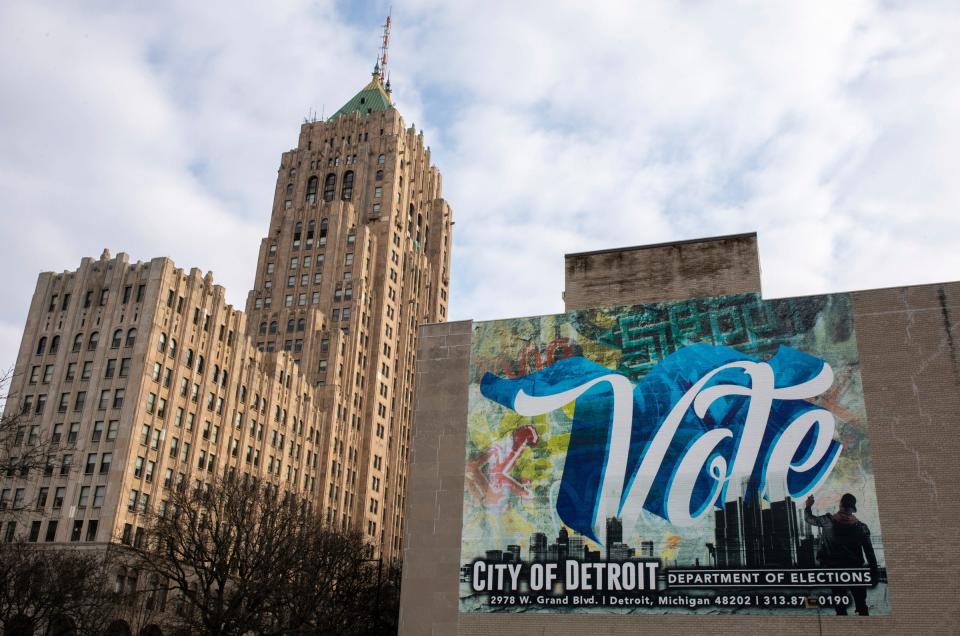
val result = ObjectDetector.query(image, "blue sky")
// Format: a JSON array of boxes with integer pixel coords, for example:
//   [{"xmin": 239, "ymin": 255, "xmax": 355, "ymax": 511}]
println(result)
[{"xmin": 1, "ymin": 1, "xmax": 959, "ymax": 370}]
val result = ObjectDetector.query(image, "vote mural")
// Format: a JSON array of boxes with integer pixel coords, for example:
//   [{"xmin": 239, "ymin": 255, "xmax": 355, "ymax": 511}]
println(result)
[{"xmin": 460, "ymin": 292, "xmax": 890, "ymax": 615}]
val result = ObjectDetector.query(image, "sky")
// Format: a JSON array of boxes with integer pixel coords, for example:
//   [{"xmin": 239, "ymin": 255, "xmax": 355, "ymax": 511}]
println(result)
[{"xmin": 1, "ymin": 0, "xmax": 959, "ymax": 370}]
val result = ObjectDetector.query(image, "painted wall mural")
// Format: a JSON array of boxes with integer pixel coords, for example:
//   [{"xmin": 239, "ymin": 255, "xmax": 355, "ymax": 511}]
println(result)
[{"xmin": 460, "ymin": 293, "xmax": 889, "ymax": 616}]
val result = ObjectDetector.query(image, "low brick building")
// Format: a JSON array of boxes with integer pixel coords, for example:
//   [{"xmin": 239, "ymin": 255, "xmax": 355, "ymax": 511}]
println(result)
[{"xmin": 400, "ymin": 232, "xmax": 960, "ymax": 635}]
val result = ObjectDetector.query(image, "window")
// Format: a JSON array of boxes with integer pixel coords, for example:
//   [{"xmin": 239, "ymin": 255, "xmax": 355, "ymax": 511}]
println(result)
[
  {"xmin": 377, "ymin": 153, "xmax": 385, "ymax": 165},
  {"xmin": 306, "ymin": 176, "xmax": 318, "ymax": 203},
  {"xmin": 158, "ymin": 332, "xmax": 167, "ymax": 354},
  {"xmin": 72, "ymin": 333, "xmax": 83, "ymax": 352},
  {"xmin": 105, "ymin": 359, "xmax": 116, "ymax": 378},
  {"xmin": 61, "ymin": 455, "xmax": 72, "ymax": 475},
  {"xmin": 375, "ymin": 169, "xmax": 383, "ymax": 181},
  {"xmin": 65, "ymin": 363, "xmax": 76, "ymax": 382},
  {"xmin": 374, "ymin": 186, "xmax": 383, "ymax": 198},
  {"xmin": 99, "ymin": 390, "xmax": 110, "ymax": 410},
  {"xmin": 86, "ymin": 520, "xmax": 98, "ymax": 541},
  {"xmin": 134, "ymin": 456, "xmax": 144, "ymax": 478},
  {"xmin": 85, "ymin": 453, "xmax": 97, "ymax": 474},
  {"xmin": 53, "ymin": 487, "xmax": 65, "ymax": 509},
  {"xmin": 344, "ymin": 253, "xmax": 353, "ymax": 266},
  {"xmin": 127, "ymin": 490, "xmax": 139, "ymax": 512},
  {"xmin": 29, "ymin": 521, "xmax": 41, "ymax": 542},
  {"xmin": 125, "ymin": 328, "xmax": 137, "ymax": 347},
  {"xmin": 78, "ymin": 486, "xmax": 90, "ymax": 507},
  {"xmin": 107, "ymin": 420, "xmax": 119, "ymax": 440},
  {"xmin": 150, "ymin": 429, "xmax": 161, "ymax": 449},
  {"xmin": 293, "ymin": 222, "xmax": 302, "ymax": 249},
  {"xmin": 37, "ymin": 487, "xmax": 49, "ymax": 509},
  {"xmin": 67, "ymin": 422, "xmax": 80, "ymax": 443},
  {"xmin": 88, "ymin": 331, "xmax": 99, "ymax": 350},
  {"xmin": 122, "ymin": 286, "xmax": 132, "ymax": 304},
  {"xmin": 113, "ymin": 389, "xmax": 124, "ymax": 409},
  {"xmin": 50, "ymin": 335, "xmax": 59, "ymax": 354},
  {"xmin": 323, "ymin": 174, "xmax": 336, "ymax": 202},
  {"xmin": 111, "ymin": 329, "xmax": 122, "ymax": 348},
  {"xmin": 91, "ymin": 420, "xmax": 103, "ymax": 442},
  {"xmin": 45, "ymin": 520, "xmax": 58, "ymax": 542},
  {"xmin": 100, "ymin": 453, "xmax": 111, "ymax": 474},
  {"xmin": 341, "ymin": 170, "xmax": 354, "ymax": 200},
  {"xmin": 36, "ymin": 337, "xmax": 47, "ymax": 356},
  {"xmin": 81, "ymin": 362, "xmax": 92, "ymax": 380},
  {"xmin": 52, "ymin": 423, "xmax": 63, "ymax": 445}
]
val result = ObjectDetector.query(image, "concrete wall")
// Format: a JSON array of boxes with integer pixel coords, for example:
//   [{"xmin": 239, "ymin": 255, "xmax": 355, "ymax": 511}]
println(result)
[
  {"xmin": 399, "ymin": 237, "xmax": 960, "ymax": 635},
  {"xmin": 563, "ymin": 233, "xmax": 762, "ymax": 311},
  {"xmin": 399, "ymin": 320, "xmax": 473, "ymax": 636}
]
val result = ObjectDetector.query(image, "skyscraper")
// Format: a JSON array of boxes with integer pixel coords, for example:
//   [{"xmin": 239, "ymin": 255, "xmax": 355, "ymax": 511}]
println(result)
[
  {"xmin": 241, "ymin": 65, "xmax": 452, "ymax": 559},
  {"xmin": 0, "ymin": 60, "xmax": 452, "ymax": 564}
]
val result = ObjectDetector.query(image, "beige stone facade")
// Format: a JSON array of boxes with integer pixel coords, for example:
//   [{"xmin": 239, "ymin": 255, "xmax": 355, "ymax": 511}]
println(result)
[
  {"xmin": 0, "ymin": 72, "xmax": 451, "ymax": 565},
  {"xmin": 400, "ymin": 235, "xmax": 960, "ymax": 635}
]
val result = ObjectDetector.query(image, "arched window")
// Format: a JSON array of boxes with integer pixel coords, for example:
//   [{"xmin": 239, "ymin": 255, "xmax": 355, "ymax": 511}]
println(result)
[
  {"xmin": 375, "ymin": 170, "xmax": 383, "ymax": 181},
  {"xmin": 319, "ymin": 218, "xmax": 328, "ymax": 246},
  {"xmin": 306, "ymin": 176, "xmax": 318, "ymax": 203},
  {"xmin": 125, "ymin": 329, "xmax": 137, "ymax": 348},
  {"xmin": 72, "ymin": 333, "xmax": 83, "ymax": 352},
  {"xmin": 408, "ymin": 204, "xmax": 415, "ymax": 234},
  {"xmin": 286, "ymin": 318, "xmax": 295, "ymax": 332},
  {"xmin": 258, "ymin": 322, "xmax": 267, "ymax": 335},
  {"xmin": 213, "ymin": 365, "xmax": 220, "ymax": 383},
  {"xmin": 186, "ymin": 349, "xmax": 194, "ymax": 367},
  {"xmin": 306, "ymin": 220, "xmax": 315, "ymax": 248},
  {"xmin": 323, "ymin": 174, "xmax": 336, "ymax": 202},
  {"xmin": 111, "ymin": 329, "xmax": 123, "ymax": 349},
  {"xmin": 285, "ymin": 183, "xmax": 293, "ymax": 195},
  {"xmin": 88, "ymin": 332, "xmax": 99, "ymax": 350},
  {"xmin": 197, "ymin": 356, "xmax": 205, "ymax": 374},
  {"xmin": 377, "ymin": 154, "xmax": 385, "ymax": 165},
  {"xmin": 269, "ymin": 321, "xmax": 278, "ymax": 334},
  {"xmin": 36, "ymin": 337, "xmax": 47, "ymax": 356},
  {"xmin": 297, "ymin": 318, "xmax": 305, "ymax": 332},
  {"xmin": 293, "ymin": 222, "xmax": 302, "ymax": 249},
  {"xmin": 50, "ymin": 336, "xmax": 59, "ymax": 354},
  {"xmin": 417, "ymin": 213, "xmax": 423, "ymax": 241},
  {"xmin": 341, "ymin": 171, "xmax": 354, "ymax": 200},
  {"xmin": 158, "ymin": 332, "xmax": 167, "ymax": 353},
  {"xmin": 222, "ymin": 371, "xmax": 228, "ymax": 386},
  {"xmin": 169, "ymin": 338, "xmax": 177, "ymax": 358}
]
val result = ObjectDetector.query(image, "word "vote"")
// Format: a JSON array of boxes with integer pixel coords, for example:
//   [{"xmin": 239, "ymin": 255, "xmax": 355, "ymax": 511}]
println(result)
[{"xmin": 479, "ymin": 344, "xmax": 842, "ymax": 544}]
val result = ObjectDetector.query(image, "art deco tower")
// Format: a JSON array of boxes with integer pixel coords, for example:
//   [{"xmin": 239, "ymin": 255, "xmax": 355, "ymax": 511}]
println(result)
[{"xmin": 243, "ymin": 65, "xmax": 453, "ymax": 559}]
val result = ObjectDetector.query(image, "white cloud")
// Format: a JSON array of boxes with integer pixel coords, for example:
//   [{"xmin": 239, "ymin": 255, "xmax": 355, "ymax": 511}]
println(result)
[{"xmin": 1, "ymin": 0, "xmax": 959, "ymax": 369}]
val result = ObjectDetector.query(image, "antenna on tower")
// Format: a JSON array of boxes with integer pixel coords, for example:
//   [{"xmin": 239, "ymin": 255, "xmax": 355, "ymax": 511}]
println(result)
[{"xmin": 378, "ymin": 9, "xmax": 392, "ymax": 82}]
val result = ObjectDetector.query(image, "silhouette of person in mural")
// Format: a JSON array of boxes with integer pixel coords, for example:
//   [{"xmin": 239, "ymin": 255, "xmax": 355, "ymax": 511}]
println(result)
[{"xmin": 804, "ymin": 493, "xmax": 879, "ymax": 616}]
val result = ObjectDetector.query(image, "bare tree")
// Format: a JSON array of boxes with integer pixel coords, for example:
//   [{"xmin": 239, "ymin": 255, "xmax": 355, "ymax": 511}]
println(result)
[
  {"xmin": 273, "ymin": 526, "xmax": 390, "ymax": 635},
  {"xmin": 130, "ymin": 475, "xmax": 311, "ymax": 636},
  {"xmin": 0, "ymin": 541, "xmax": 115, "ymax": 635}
]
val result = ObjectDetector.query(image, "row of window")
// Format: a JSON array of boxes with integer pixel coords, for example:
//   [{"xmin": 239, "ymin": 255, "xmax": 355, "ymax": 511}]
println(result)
[
  {"xmin": 0, "ymin": 518, "xmax": 98, "ymax": 544},
  {"xmin": 34, "ymin": 328, "xmax": 137, "ymax": 357},
  {"xmin": 46, "ymin": 284, "xmax": 146, "ymax": 314}
]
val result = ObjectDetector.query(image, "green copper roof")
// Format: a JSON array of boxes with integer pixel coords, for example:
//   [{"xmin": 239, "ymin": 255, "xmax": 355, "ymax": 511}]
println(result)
[{"xmin": 329, "ymin": 73, "xmax": 393, "ymax": 122}]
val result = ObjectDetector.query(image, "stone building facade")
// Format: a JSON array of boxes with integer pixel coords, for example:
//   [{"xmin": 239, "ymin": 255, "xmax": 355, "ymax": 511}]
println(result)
[
  {"xmin": 400, "ymin": 232, "xmax": 960, "ymax": 635},
  {"xmin": 0, "ymin": 69, "xmax": 451, "ymax": 568}
]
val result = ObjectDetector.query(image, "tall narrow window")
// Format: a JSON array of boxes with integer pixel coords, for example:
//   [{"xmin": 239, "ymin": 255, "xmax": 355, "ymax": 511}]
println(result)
[
  {"xmin": 341, "ymin": 171, "xmax": 354, "ymax": 200},
  {"xmin": 293, "ymin": 222, "xmax": 302, "ymax": 249},
  {"xmin": 306, "ymin": 220, "xmax": 315, "ymax": 248},
  {"xmin": 323, "ymin": 174, "xmax": 336, "ymax": 202},
  {"xmin": 305, "ymin": 176, "xmax": 318, "ymax": 203}
]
